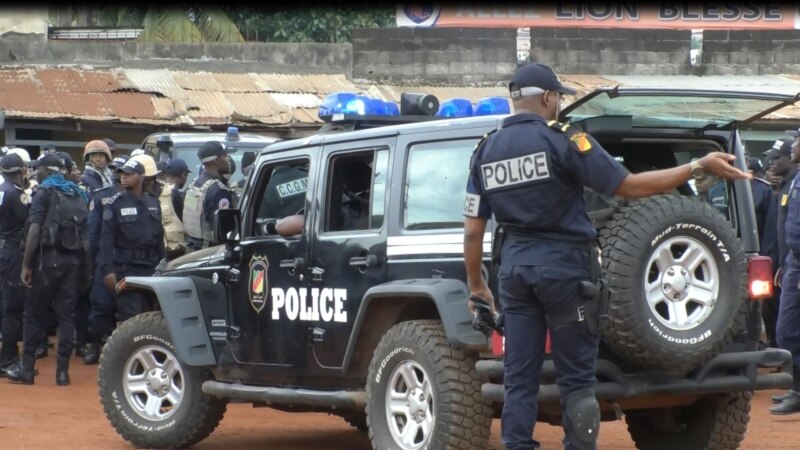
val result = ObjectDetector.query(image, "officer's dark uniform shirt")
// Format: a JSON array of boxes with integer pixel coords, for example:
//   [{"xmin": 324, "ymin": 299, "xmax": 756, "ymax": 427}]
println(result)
[
  {"xmin": 193, "ymin": 171, "xmax": 234, "ymax": 226},
  {"xmin": 80, "ymin": 167, "xmax": 112, "ymax": 194},
  {"xmin": 0, "ymin": 179, "xmax": 29, "ymax": 245},
  {"xmin": 260, "ymin": 165, "xmax": 308, "ymax": 218},
  {"xmin": 87, "ymin": 185, "xmax": 117, "ymax": 260},
  {"xmin": 97, "ymin": 191, "xmax": 166, "ymax": 277},
  {"xmin": 751, "ymin": 177, "xmax": 779, "ymax": 264},
  {"xmin": 465, "ymin": 113, "xmax": 629, "ymax": 265},
  {"xmin": 172, "ymin": 187, "xmax": 185, "ymax": 222},
  {"xmin": 783, "ymin": 171, "xmax": 800, "ymax": 256},
  {"xmin": 778, "ymin": 166, "xmax": 799, "ymax": 266}
]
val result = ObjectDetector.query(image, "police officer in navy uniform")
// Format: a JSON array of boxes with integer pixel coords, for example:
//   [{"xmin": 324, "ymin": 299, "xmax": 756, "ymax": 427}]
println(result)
[
  {"xmin": 182, "ymin": 141, "xmax": 234, "ymax": 251},
  {"xmin": 0, "ymin": 154, "xmax": 30, "ymax": 375},
  {"xmin": 82, "ymin": 155, "xmax": 128, "ymax": 365},
  {"xmin": 463, "ymin": 63, "xmax": 750, "ymax": 450},
  {"xmin": 770, "ymin": 130, "xmax": 800, "ymax": 414},
  {"xmin": 6, "ymin": 153, "xmax": 90, "ymax": 386},
  {"xmin": 97, "ymin": 158, "xmax": 165, "ymax": 325}
]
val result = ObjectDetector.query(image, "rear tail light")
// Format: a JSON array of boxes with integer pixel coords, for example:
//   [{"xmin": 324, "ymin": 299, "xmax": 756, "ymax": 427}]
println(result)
[{"xmin": 748, "ymin": 256, "xmax": 773, "ymax": 300}]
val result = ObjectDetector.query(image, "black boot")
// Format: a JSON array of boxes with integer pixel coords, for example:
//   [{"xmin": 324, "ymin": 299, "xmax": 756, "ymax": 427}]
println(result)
[
  {"xmin": 772, "ymin": 390, "xmax": 794, "ymax": 404},
  {"xmin": 34, "ymin": 344, "xmax": 48, "ymax": 359},
  {"xmin": 74, "ymin": 342, "xmax": 89, "ymax": 358},
  {"xmin": 770, "ymin": 392, "xmax": 800, "ymax": 415},
  {"xmin": 83, "ymin": 342, "xmax": 102, "ymax": 365},
  {"xmin": 5, "ymin": 361, "xmax": 35, "ymax": 385},
  {"xmin": 0, "ymin": 357, "xmax": 18, "ymax": 377},
  {"xmin": 56, "ymin": 357, "xmax": 70, "ymax": 386}
]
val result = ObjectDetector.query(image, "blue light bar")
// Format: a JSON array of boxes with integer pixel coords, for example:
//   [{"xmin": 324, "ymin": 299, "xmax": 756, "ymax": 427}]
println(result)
[
  {"xmin": 474, "ymin": 97, "xmax": 511, "ymax": 116},
  {"xmin": 369, "ymin": 98, "xmax": 387, "ymax": 115},
  {"xmin": 319, "ymin": 92, "xmax": 372, "ymax": 119},
  {"xmin": 225, "ymin": 126, "xmax": 240, "ymax": 141},
  {"xmin": 436, "ymin": 98, "xmax": 473, "ymax": 118},
  {"xmin": 384, "ymin": 101, "xmax": 400, "ymax": 116}
]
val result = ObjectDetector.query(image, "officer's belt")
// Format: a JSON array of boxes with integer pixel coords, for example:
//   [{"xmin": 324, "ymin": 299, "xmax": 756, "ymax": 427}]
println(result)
[
  {"xmin": 0, "ymin": 239, "xmax": 20, "ymax": 250},
  {"xmin": 114, "ymin": 249, "xmax": 160, "ymax": 264},
  {"xmin": 502, "ymin": 226, "xmax": 600, "ymax": 280}
]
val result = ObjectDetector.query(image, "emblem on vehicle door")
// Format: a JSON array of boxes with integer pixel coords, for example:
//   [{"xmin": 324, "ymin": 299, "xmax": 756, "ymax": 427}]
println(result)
[{"xmin": 249, "ymin": 254, "xmax": 269, "ymax": 313}]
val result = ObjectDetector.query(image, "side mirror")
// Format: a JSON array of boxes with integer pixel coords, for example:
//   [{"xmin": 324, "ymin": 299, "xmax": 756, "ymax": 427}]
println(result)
[{"xmin": 214, "ymin": 209, "xmax": 241, "ymax": 244}]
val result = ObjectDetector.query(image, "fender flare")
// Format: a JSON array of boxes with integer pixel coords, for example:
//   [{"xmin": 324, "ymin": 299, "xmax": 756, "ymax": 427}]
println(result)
[
  {"xmin": 122, "ymin": 276, "xmax": 217, "ymax": 367},
  {"xmin": 341, "ymin": 278, "xmax": 488, "ymax": 373}
]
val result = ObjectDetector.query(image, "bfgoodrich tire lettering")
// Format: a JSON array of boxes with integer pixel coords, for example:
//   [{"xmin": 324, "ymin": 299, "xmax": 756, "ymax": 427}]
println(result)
[
  {"xmin": 626, "ymin": 392, "xmax": 751, "ymax": 450},
  {"xmin": 366, "ymin": 320, "xmax": 491, "ymax": 450},
  {"xmin": 98, "ymin": 311, "xmax": 227, "ymax": 449},
  {"xmin": 598, "ymin": 195, "xmax": 747, "ymax": 372}
]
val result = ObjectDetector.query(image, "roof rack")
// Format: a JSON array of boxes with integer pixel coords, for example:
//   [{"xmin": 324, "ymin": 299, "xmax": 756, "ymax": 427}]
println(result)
[{"xmin": 318, "ymin": 114, "xmax": 445, "ymax": 134}]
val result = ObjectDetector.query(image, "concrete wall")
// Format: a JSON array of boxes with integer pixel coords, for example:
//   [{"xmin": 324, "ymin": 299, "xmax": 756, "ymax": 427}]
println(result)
[
  {"xmin": 528, "ymin": 28, "xmax": 800, "ymax": 76},
  {"xmin": 0, "ymin": 34, "xmax": 352, "ymax": 74},
  {"xmin": 0, "ymin": 7, "xmax": 48, "ymax": 35},
  {"xmin": 530, "ymin": 28, "xmax": 692, "ymax": 75},
  {"xmin": 352, "ymin": 28, "xmax": 516, "ymax": 83},
  {"xmin": 702, "ymin": 30, "xmax": 800, "ymax": 75}
]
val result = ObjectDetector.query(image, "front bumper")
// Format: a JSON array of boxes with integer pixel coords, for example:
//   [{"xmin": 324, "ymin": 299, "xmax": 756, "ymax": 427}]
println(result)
[{"xmin": 476, "ymin": 347, "xmax": 793, "ymax": 403}]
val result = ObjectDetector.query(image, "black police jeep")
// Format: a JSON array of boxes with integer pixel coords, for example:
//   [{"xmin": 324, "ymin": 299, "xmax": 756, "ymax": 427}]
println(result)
[{"xmin": 99, "ymin": 89, "xmax": 796, "ymax": 450}]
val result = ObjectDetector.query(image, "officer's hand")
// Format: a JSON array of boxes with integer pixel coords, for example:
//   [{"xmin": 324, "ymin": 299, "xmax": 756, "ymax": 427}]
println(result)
[
  {"xmin": 699, "ymin": 152, "xmax": 752, "ymax": 181},
  {"xmin": 468, "ymin": 286, "xmax": 496, "ymax": 314},
  {"xmin": 775, "ymin": 267, "xmax": 783, "ymax": 288},
  {"xmin": 765, "ymin": 169, "xmax": 781, "ymax": 188},
  {"xmin": 104, "ymin": 273, "xmax": 118, "ymax": 292},
  {"xmin": 20, "ymin": 267, "xmax": 32, "ymax": 288}
]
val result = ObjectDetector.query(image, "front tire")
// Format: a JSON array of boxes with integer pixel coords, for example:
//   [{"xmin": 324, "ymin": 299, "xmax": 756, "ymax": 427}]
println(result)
[
  {"xmin": 626, "ymin": 392, "xmax": 751, "ymax": 450},
  {"xmin": 366, "ymin": 320, "xmax": 491, "ymax": 450},
  {"xmin": 98, "ymin": 311, "xmax": 227, "ymax": 449}
]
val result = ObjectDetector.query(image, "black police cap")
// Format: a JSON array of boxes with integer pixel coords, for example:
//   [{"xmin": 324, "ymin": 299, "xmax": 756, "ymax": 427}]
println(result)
[
  {"xmin": 31, "ymin": 153, "xmax": 65, "ymax": 169},
  {"xmin": 764, "ymin": 138, "xmax": 793, "ymax": 158},
  {"xmin": 198, "ymin": 141, "xmax": 231, "ymax": 163},
  {"xmin": 56, "ymin": 151, "xmax": 74, "ymax": 172},
  {"xmin": 509, "ymin": 63, "xmax": 577, "ymax": 98},
  {"xmin": 1, "ymin": 153, "xmax": 25, "ymax": 173}
]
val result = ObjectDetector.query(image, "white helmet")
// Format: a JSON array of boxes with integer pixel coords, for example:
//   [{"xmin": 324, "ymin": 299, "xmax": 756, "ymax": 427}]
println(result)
[{"xmin": 7, "ymin": 148, "xmax": 30, "ymax": 163}]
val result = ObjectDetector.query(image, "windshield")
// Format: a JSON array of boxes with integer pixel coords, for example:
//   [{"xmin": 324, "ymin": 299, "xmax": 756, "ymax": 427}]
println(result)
[
  {"xmin": 173, "ymin": 144, "xmax": 266, "ymax": 187},
  {"xmin": 565, "ymin": 91, "xmax": 790, "ymax": 129}
]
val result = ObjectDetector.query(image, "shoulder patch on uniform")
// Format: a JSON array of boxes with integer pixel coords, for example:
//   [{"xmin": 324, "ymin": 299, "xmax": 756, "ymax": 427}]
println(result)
[
  {"xmin": 89, "ymin": 200, "xmax": 95, "ymax": 211},
  {"xmin": 218, "ymin": 198, "xmax": 230, "ymax": 209},
  {"xmin": 548, "ymin": 120, "xmax": 592, "ymax": 154}
]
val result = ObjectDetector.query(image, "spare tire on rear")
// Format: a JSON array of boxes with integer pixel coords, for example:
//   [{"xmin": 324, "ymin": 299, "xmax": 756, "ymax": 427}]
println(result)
[{"xmin": 598, "ymin": 195, "xmax": 747, "ymax": 373}]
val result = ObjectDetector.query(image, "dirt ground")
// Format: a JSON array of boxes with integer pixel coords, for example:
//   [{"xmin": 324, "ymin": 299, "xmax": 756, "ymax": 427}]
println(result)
[{"xmin": 0, "ymin": 354, "xmax": 798, "ymax": 450}]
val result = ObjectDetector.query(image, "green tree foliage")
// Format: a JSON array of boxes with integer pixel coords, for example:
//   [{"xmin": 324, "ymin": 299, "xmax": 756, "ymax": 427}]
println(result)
[
  {"xmin": 228, "ymin": 5, "xmax": 395, "ymax": 43},
  {"xmin": 51, "ymin": 5, "xmax": 244, "ymax": 42}
]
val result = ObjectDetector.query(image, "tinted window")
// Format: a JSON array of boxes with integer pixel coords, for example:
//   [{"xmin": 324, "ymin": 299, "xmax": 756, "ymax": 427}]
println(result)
[
  {"xmin": 250, "ymin": 158, "xmax": 310, "ymax": 237},
  {"xmin": 404, "ymin": 140, "xmax": 478, "ymax": 230},
  {"xmin": 322, "ymin": 149, "xmax": 389, "ymax": 233}
]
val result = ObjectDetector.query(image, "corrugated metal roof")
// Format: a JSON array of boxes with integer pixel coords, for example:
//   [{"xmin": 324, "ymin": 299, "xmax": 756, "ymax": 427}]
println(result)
[{"xmin": 2, "ymin": 67, "xmax": 800, "ymax": 129}]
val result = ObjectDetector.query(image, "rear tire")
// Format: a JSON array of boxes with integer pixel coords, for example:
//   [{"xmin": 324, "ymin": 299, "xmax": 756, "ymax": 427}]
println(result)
[
  {"xmin": 626, "ymin": 392, "xmax": 751, "ymax": 450},
  {"xmin": 599, "ymin": 195, "xmax": 747, "ymax": 372},
  {"xmin": 98, "ymin": 311, "xmax": 227, "ymax": 449}
]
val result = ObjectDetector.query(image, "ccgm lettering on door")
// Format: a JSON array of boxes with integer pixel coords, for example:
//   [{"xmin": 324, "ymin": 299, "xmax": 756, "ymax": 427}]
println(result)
[
  {"xmin": 271, "ymin": 287, "xmax": 348, "ymax": 323},
  {"xmin": 276, "ymin": 177, "xmax": 308, "ymax": 198},
  {"xmin": 481, "ymin": 152, "xmax": 549, "ymax": 191}
]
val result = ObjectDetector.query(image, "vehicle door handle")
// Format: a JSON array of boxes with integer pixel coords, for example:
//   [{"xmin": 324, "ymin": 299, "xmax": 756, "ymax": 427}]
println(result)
[
  {"xmin": 311, "ymin": 267, "xmax": 325, "ymax": 283},
  {"xmin": 280, "ymin": 258, "xmax": 305, "ymax": 270},
  {"xmin": 349, "ymin": 254, "xmax": 377, "ymax": 268}
]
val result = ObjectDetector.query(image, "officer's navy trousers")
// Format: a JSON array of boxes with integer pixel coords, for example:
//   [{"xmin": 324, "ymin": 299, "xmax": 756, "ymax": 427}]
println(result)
[
  {"xmin": 21, "ymin": 251, "xmax": 79, "ymax": 369},
  {"xmin": 115, "ymin": 265, "xmax": 156, "ymax": 324},
  {"xmin": 778, "ymin": 253, "xmax": 800, "ymax": 386},
  {"xmin": 0, "ymin": 246, "xmax": 23, "ymax": 362},
  {"xmin": 88, "ymin": 265, "xmax": 115, "ymax": 340},
  {"xmin": 499, "ymin": 264, "xmax": 599, "ymax": 450}
]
